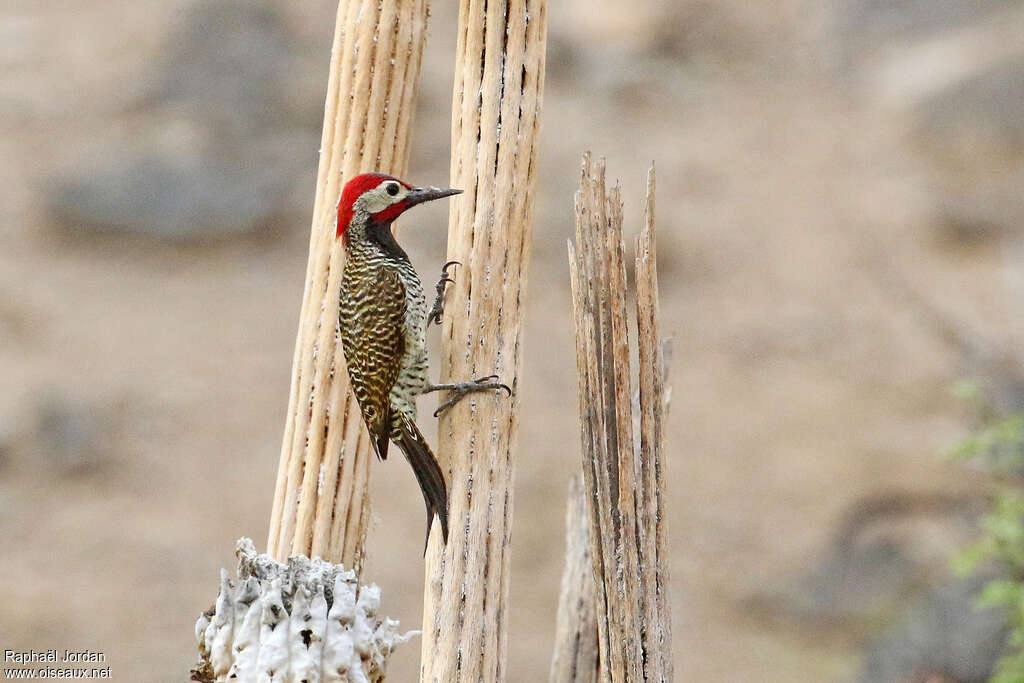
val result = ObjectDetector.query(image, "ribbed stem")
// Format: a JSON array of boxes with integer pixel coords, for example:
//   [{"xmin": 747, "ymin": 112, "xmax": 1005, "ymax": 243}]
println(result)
[
  {"xmin": 418, "ymin": 0, "xmax": 547, "ymax": 680},
  {"xmin": 267, "ymin": 0, "xmax": 430, "ymax": 570}
]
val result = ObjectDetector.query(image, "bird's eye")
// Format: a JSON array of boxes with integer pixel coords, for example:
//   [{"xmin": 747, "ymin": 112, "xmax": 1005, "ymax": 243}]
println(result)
[{"xmin": 385, "ymin": 182, "xmax": 400, "ymax": 196}]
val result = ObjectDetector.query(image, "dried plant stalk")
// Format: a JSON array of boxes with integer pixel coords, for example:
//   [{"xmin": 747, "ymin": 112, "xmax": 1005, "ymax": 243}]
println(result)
[
  {"xmin": 566, "ymin": 156, "xmax": 673, "ymax": 682},
  {"xmin": 549, "ymin": 475, "xmax": 599, "ymax": 683},
  {"xmin": 267, "ymin": 0, "xmax": 430, "ymax": 569},
  {"xmin": 419, "ymin": 0, "xmax": 547, "ymax": 680},
  {"xmin": 634, "ymin": 167, "xmax": 673, "ymax": 680}
]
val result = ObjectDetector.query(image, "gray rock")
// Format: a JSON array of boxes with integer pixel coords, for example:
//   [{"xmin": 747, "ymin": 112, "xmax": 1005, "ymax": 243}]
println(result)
[
  {"xmin": 34, "ymin": 394, "xmax": 107, "ymax": 476},
  {"xmin": 914, "ymin": 55, "xmax": 1024, "ymax": 243},
  {"xmin": 749, "ymin": 492, "xmax": 983, "ymax": 627},
  {"xmin": 143, "ymin": 0, "xmax": 322, "ymax": 133},
  {"xmin": 858, "ymin": 573, "xmax": 1007, "ymax": 683},
  {"xmin": 828, "ymin": 1, "xmax": 1024, "ymax": 243},
  {"xmin": 831, "ymin": 0, "xmax": 1013, "ymax": 67},
  {"xmin": 47, "ymin": 130, "xmax": 314, "ymax": 242},
  {"xmin": 45, "ymin": 0, "xmax": 321, "ymax": 242}
]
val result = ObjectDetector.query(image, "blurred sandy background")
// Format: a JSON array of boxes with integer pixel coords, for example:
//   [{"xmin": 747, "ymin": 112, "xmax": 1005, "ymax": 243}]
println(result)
[{"xmin": 2, "ymin": 0, "xmax": 1024, "ymax": 680}]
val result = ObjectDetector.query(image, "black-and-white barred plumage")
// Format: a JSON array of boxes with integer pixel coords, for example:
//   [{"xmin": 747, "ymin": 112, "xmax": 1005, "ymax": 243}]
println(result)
[{"xmin": 337, "ymin": 173, "xmax": 451, "ymax": 546}]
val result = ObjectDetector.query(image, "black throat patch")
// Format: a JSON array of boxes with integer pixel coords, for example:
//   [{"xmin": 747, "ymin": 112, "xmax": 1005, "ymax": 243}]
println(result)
[{"xmin": 367, "ymin": 221, "xmax": 411, "ymax": 263}]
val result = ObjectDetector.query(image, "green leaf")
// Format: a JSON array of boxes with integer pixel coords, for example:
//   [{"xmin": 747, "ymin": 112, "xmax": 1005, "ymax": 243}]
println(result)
[
  {"xmin": 980, "ymin": 580, "xmax": 1020, "ymax": 608},
  {"xmin": 952, "ymin": 537, "xmax": 996, "ymax": 576}
]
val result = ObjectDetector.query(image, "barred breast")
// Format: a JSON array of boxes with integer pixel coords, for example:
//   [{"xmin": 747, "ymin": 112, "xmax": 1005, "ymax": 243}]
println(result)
[
  {"xmin": 390, "ymin": 259, "xmax": 428, "ymax": 423},
  {"xmin": 339, "ymin": 239, "xmax": 429, "ymax": 430}
]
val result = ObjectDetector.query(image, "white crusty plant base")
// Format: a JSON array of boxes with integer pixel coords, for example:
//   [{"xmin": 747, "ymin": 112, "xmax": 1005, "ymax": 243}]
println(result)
[{"xmin": 192, "ymin": 538, "xmax": 417, "ymax": 683}]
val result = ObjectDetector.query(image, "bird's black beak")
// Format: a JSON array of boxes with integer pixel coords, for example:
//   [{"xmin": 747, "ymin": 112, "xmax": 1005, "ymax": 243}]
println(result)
[{"xmin": 405, "ymin": 186, "xmax": 462, "ymax": 207}]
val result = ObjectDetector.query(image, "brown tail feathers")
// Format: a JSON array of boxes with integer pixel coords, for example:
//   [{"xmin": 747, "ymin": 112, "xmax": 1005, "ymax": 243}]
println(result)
[{"xmin": 396, "ymin": 416, "xmax": 449, "ymax": 550}]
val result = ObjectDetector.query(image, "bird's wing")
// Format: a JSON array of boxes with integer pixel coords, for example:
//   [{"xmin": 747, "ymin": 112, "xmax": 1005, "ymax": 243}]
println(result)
[{"xmin": 339, "ymin": 264, "xmax": 407, "ymax": 459}]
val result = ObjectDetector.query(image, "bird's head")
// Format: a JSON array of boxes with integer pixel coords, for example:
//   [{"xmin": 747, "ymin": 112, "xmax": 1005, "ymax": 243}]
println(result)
[{"xmin": 336, "ymin": 173, "xmax": 461, "ymax": 245}]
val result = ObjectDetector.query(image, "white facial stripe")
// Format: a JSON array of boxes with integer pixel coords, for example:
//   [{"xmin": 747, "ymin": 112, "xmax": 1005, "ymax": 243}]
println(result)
[{"xmin": 357, "ymin": 181, "xmax": 409, "ymax": 214}]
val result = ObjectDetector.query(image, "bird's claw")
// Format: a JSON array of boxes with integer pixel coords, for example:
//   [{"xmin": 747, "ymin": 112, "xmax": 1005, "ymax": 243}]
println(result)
[
  {"xmin": 432, "ymin": 375, "xmax": 513, "ymax": 417},
  {"xmin": 471, "ymin": 375, "xmax": 512, "ymax": 397},
  {"xmin": 427, "ymin": 261, "xmax": 461, "ymax": 327}
]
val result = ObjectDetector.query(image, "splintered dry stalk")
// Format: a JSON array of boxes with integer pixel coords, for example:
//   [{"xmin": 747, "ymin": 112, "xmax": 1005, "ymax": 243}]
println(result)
[
  {"xmin": 267, "ymin": 0, "xmax": 430, "ymax": 569},
  {"xmin": 565, "ymin": 156, "xmax": 673, "ymax": 682},
  {"xmin": 549, "ymin": 475, "xmax": 600, "ymax": 683},
  {"xmin": 419, "ymin": 0, "xmax": 547, "ymax": 681},
  {"xmin": 634, "ymin": 167, "xmax": 673, "ymax": 680}
]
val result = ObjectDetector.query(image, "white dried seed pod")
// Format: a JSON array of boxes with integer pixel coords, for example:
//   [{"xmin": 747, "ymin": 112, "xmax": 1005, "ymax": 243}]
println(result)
[
  {"xmin": 229, "ymin": 595, "xmax": 261, "ymax": 681},
  {"xmin": 209, "ymin": 570, "xmax": 236, "ymax": 678},
  {"xmin": 192, "ymin": 538, "xmax": 416, "ymax": 683},
  {"xmin": 257, "ymin": 578, "xmax": 289, "ymax": 682}
]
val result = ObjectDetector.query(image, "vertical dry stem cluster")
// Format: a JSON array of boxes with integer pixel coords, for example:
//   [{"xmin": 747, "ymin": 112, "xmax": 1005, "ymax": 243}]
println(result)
[
  {"xmin": 565, "ymin": 155, "xmax": 673, "ymax": 682},
  {"xmin": 267, "ymin": 0, "xmax": 430, "ymax": 569},
  {"xmin": 549, "ymin": 475, "xmax": 599, "ymax": 683},
  {"xmin": 419, "ymin": 0, "xmax": 547, "ymax": 681}
]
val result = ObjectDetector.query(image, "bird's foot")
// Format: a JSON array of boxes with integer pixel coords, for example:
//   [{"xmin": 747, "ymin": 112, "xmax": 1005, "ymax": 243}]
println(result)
[
  {"xmin": 426, "ymin": 261, "xmax": 459, "ymax": 327},
  {"xmin": 425, "ymin": 375, "xmax": 512, "ymax": 417}
]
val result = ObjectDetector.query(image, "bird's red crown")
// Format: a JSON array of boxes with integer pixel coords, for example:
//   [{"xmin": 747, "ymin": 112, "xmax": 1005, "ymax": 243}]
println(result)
[{"xmin": 336, "ymin": 173, "xmax": 412, "ymax": 240}]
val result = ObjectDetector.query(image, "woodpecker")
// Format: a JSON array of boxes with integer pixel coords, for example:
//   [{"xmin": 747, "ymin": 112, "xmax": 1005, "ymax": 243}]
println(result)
[{"xmin": 336, "ymin": 172, "xmax": 510, "ymax": 548}]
